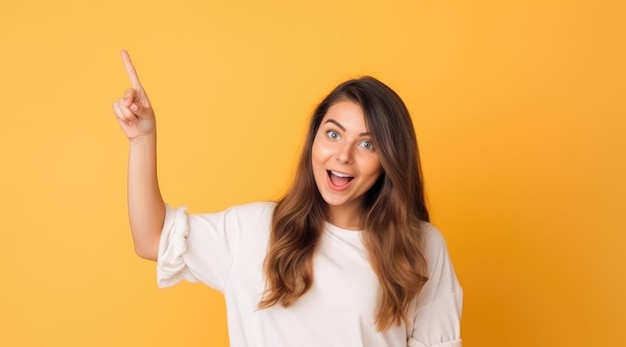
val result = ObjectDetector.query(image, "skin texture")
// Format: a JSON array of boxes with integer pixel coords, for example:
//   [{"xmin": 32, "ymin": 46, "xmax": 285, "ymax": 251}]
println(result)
[
  {"xmin": 112, "ymin": 50, "xmax": 164, "ymax": 261},
  {"xmin": 311, "ymin": 100, "xmax": 383, "ymax": 230}
]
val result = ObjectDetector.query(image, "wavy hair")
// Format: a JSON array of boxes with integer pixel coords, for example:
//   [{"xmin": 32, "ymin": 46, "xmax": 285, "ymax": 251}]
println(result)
[{"xmin": 259, "ymin": 76, "xmax": 430, "ymax": 331}]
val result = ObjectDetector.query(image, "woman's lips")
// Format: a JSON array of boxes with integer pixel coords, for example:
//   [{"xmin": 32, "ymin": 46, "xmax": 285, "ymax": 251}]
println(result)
[{"xmin": 327, "ymin": 170, "xmax": 354, "ymax": 189}]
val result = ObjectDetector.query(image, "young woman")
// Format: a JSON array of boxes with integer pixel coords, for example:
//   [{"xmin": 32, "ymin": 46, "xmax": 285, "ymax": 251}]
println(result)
[{"xmin": 112, "ymin": 50, "xmax": 462, "ymax": 347}]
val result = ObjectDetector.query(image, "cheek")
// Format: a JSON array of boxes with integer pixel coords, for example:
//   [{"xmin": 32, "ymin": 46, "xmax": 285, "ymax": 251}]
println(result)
[
  {"xmin": 311, "ymin": 138, "xmax": 332, "ymax": 163},
  {"xmin": 311, "ymin": 140, "xmax": 322, "ymax": 164},
  {"xmin": 363, "ymin": 156, "xmax": 383, "ymax": 177}
]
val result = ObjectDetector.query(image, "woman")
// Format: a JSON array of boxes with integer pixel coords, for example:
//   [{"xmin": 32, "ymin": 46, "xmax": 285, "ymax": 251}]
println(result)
[{"xmin": 113, "ymin": 50, "xmax": 462, "ymax": 347}]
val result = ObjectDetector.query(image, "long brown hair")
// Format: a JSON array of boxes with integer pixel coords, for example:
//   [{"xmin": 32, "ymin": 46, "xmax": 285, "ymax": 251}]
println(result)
[{"xmin": 259, "ymin": 76, "xmax": 430, "ymax": 330}]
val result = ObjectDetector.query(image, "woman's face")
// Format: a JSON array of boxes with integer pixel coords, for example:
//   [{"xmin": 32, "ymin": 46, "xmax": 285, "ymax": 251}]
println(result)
[{"xmin": 311, "ymin": 100, "xmax": 383, "ymax": 222}]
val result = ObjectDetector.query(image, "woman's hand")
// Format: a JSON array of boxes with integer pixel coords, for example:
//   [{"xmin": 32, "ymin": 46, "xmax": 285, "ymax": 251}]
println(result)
[{"xmin": 112, "ymin": 50, "xmax": 156, "ymax": 141}]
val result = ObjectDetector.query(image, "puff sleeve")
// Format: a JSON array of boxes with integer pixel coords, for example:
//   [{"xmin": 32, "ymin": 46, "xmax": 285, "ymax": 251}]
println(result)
[
  {"xmin": 156, "ymin": 204, "xmax": 240, "ymax": 291},
  {"xmin": 407, "ymin": 224, "xmax": 463, "ymax": 347}
]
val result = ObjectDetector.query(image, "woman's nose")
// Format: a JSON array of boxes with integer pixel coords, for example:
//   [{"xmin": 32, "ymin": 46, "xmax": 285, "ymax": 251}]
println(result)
[{"xmin": 335, "ymin": 143, "xmax": 354, "ymax": 164}]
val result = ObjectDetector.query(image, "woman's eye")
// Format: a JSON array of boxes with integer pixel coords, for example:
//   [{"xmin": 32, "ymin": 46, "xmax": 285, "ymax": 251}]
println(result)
[
  {"xmin": 360, "ymin": 140, "xmax": 375, "ymax": 150},
  {"xmin": 326, "ymin": 130, "xmax": 340, "ymax": 140}
]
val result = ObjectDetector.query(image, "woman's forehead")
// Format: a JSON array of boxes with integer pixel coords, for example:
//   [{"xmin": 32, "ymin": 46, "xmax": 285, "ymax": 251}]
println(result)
[{"xmin": 321, "ymin": 100, "xmax": 368, "ymax": 131}]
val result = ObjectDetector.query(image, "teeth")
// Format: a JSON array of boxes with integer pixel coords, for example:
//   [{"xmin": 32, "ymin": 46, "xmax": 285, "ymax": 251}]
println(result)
[{"xmin": 331, "ymin": 170, "xmax": 353, "ymax": 178}]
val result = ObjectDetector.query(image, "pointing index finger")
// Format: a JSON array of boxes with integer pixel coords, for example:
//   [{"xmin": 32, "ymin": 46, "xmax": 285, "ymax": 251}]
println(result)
[{"xmin": 121, "ymin": 49, "xmax": 142, "ymax": 90}]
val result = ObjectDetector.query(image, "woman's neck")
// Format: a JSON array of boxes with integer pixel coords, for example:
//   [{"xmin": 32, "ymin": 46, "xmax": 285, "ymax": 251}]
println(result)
[{"xmin": 327, "ymin": 203, "xmax": 364, "ymax": 231}]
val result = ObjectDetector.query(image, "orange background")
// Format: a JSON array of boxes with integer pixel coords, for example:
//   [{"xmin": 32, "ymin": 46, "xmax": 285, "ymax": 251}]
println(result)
[{"xmin": 1, "ymin": 1, "xmax": 624, "ymax": 346}]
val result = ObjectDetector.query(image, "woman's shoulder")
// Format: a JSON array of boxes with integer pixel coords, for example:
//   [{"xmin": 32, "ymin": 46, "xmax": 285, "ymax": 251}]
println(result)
[
  {"xmin": 228, "ymin": 201, "xmax": 277, "ymax": 219},
  {"xmin": 417, "ymin": 221, "xmax": 463, "ymax": 299},
  {"xmin": 418, "ymin": 221, "xmax": 452, "ymax": 257}
]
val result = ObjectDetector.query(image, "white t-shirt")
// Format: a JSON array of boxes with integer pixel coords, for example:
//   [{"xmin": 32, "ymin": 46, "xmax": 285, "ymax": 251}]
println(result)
[{"xmin": 157, "ymin": 202, "xmax": 462, "ymax": 347}]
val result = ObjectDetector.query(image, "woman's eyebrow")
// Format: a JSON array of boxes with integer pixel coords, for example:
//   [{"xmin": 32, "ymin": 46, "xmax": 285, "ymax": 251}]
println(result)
[
  {"xmin": 324, "ymin": 119, "xmax": 345, "ymax": 131},
  {"xmin": 324, "ymin": 119, "xmax": 370, "ymax": 137}
]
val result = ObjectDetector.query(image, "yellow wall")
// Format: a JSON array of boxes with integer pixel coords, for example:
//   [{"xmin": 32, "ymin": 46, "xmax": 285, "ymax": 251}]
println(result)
[{"xmin": 1, "ymin": 0, "xmax": 624, "ymax": 346}]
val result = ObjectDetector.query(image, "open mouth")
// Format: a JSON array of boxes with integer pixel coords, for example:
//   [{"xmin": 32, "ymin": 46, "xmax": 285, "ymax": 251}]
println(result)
[{"xmin": 327, "ymin": 170, "xmax": 354, "ymax": 188}]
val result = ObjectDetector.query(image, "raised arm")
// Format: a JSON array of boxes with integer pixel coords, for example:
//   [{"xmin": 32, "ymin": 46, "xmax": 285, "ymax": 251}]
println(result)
[{"xmin": 112, "ymin": 50, "xmax": 164, "ymax": 261}]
